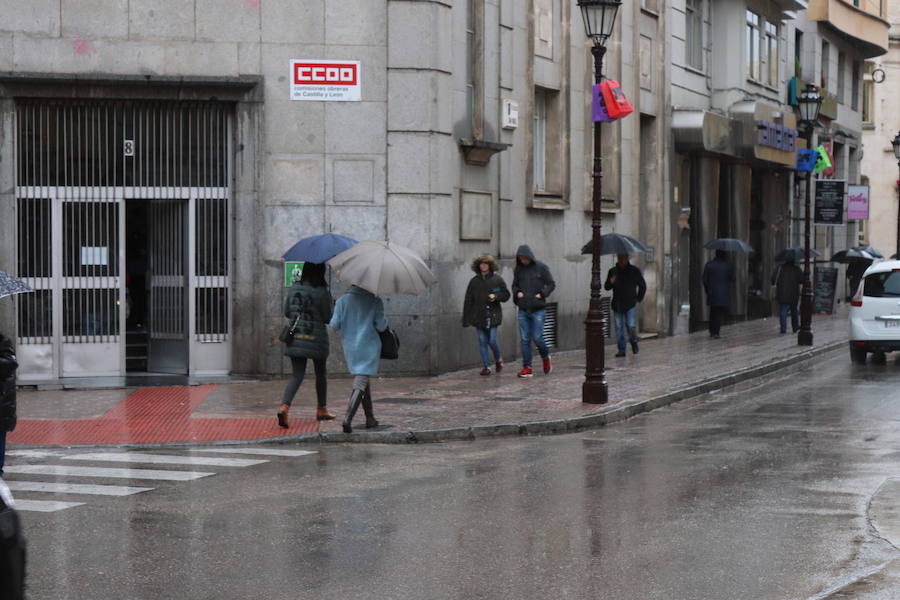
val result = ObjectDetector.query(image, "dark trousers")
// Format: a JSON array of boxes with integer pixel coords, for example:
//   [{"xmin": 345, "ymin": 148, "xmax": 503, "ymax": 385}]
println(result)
[
  {"xmin": 708, "ymin": 306, "xmax": 727, "ymax": 337},
  {"xmin": 282, "ymin": 356, "xmax": 328, "ymax": 407}
]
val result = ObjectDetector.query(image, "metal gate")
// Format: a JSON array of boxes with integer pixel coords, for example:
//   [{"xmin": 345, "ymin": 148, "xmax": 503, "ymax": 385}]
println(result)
[{"xmin": 14, "ymin": 100, "xmax": 232, "ymax": 380}]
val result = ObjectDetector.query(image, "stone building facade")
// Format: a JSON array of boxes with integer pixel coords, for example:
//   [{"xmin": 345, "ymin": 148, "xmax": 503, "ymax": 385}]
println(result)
[{"xmin": 0, "ymin": 0, "xmax": 668, "ymax": 381}]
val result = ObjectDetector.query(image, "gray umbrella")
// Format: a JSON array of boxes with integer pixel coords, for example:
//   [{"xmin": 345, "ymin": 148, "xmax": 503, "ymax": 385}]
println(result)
[
  {"xmin": 704, "ymin": 238, "xmax": 754, "ymax": 253},
  {"xmin": 0, "ymin": 271, "xmax": 32, "ymax": 299},
  {"xmin": 580, "ymin": 233, "xmax": 650, "ymax": 256},
  {"xmin": 327, "ymin": 240, "xmax": 437, "ymax": 295}
]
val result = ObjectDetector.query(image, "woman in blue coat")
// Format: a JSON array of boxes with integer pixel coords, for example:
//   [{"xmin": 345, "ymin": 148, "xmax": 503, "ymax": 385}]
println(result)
[{"xmin": 329, "ymin": 285, "xmax": 388, "ymax": 433}]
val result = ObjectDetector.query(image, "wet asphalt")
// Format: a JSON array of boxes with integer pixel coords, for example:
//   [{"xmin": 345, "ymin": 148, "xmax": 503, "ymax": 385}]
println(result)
[{"xmin": 13, "ymin": 350, "xmax": 900, "ymax": 600}]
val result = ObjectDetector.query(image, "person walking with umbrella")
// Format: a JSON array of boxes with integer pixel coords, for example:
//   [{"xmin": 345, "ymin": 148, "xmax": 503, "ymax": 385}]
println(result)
[
  {"xmin": 772, "ymin": 258, "xmax": 803, "ymax": 334},
  {"xmin": 702, "ymin": 250, "xmax": 736, "ymax": 339},
  {"xmin": 604, "ymin": 254, "xmax": 646, "ymax": 357},
  {"xmin": 512, "ymin": 245, "xmax": 555, "ymax": 377},
  {"xmin": 277, "ymin": 262, "xmax": 336, "ymax": 427},
  {"xmin": 462, "ymin": 254, "xmax": 510, "ymax": 375},
  {"xmin": 0, "ymin": 332, "xmax": 17, "ymax": 477}
]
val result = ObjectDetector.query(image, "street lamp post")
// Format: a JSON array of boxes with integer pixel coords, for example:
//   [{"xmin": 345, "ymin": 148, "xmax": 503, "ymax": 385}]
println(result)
[
  {"xmin": 578, "ymin": 0, "xmax": 621, "ymax": 405},
  {"xmin": 892, "ymin": 132, "xmax": 900, "ymax": 259},
  {"xmin": 797, "ymin": 84, "xmax": 822, "ymax": 347}
]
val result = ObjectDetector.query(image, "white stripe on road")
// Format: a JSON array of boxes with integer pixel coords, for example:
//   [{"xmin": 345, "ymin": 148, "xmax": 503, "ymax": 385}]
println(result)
[
  {"xmin": 14, "ymin": 499, "xmax": 85, "ymax": 513},
  {"xmin": 4, "ymin": 465, "xmax": 214, "ymax": 481},
  {"xmin": 188, "ymin": 447, "xmax": 318, "ymax": 457},
  {"xmin": 62, "ymin": 452, "xmax": 267, "ymax": 468},
  {"xmin": 6, "ymin": 450, "xmax": 62, "ymax": 458},
  {"xmin": 5, "ymin": 481, "xmax": 153, "ymax": 496}
]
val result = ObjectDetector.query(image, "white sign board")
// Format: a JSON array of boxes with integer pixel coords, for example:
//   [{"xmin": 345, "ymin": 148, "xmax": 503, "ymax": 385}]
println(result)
[
  {"xmin": 80, "ymin": 246, "xmax": 108, "ymax": 266},
  {"xmin": 290, "ymin": 60, "xmax": 361, "ymax": 102}
]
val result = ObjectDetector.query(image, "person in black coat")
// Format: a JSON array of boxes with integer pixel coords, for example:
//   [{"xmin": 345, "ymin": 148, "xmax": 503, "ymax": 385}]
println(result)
[
  {"xmin": 462, "ymin": 254, "xmax": 511, "ymax": 375},
  {"xmin": 604, "ymin": 254, "xmax": 647, "ymax": 357},
  {"xmin": 772, "ymin": 259, "xmax": 803, "ymax": 334},
  {"xmin": 0, "ymin": 333, "xmax": 18, "ymax": 477},
  {"xmin": 702, "ymin": 250, "xmax": 736, "ymax": 339},
  {"xmin": 512, "ymin": 244, "xmax": 556, "ymax": 377}
]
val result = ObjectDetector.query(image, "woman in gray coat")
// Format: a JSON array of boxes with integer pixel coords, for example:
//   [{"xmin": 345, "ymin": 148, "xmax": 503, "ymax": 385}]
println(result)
[{"xmin": 278, "ymin": 263, "xmax": 335, "ymax": 427}]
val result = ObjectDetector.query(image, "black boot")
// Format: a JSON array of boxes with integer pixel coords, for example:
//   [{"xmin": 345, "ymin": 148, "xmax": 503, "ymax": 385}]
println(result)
[
  {"xmin": 361, "ymin": 385, "xmax": 379, "ymax": 429},
  {"xmin": 342, "ymin": 389, "xmax": 364, "ymax": 434}
]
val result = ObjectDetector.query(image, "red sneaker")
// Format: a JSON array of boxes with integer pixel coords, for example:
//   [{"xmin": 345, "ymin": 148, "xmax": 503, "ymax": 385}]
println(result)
[
  {"xmin": 517, "ymin": 366, "xmax": 533, "ymax": 378},
  {"xmin": 479, "ymin": 367, "xmax": 491, "ymax": 376},
  {"xmin": 542, "ymin": 357, "xmax": 552, "ymax": 374},
  {"xmin": 495, "ymin": 360, "xmax": 504, "ymax": 373}
]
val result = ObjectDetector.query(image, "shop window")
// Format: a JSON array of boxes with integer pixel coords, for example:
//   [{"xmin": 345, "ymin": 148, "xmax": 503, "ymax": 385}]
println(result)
[{"xmin": 685, "ymin": 0, "xmax": 703, "ymax": 70}]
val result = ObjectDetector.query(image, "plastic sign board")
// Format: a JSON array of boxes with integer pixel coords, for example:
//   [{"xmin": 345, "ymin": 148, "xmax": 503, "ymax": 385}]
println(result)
[
  {"xmin": 847, "ymin": 185, "xmax": 869, "ymax": 221},
  {"xmin": 284, "ymin": 262, "xmax": 304, "ymax": 287},
  {"xmin": 814, "ymin": 179, "xmax": 845, "ymax": 225},
  {"xmin": 290, "ymin": 60, "xmax": 361, "ymax": 101},
  {"xmin": 796, "ymin": 148, "xmax": 817, "ymax": 172}
]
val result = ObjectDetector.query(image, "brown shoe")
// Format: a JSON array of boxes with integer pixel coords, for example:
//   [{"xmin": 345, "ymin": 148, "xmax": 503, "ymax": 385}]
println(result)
[
  {"xmin": 277, "ymin": 404, "xmax": 290, "ymax": 428},
  {"xmin": 316, "ymin": 406, "xmax": 336, "ymax": 421}
]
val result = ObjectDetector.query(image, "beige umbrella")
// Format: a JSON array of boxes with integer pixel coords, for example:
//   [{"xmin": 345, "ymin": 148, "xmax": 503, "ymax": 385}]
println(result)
[{"xmin": 326, "ymin": 240, "xmax": 437, "ymax": 295}]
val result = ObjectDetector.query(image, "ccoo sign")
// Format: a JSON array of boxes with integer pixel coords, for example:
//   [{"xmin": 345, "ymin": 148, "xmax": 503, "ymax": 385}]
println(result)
[{"xmin": 290, "ymin": 59, "xmax": 361, "ymax": 102}]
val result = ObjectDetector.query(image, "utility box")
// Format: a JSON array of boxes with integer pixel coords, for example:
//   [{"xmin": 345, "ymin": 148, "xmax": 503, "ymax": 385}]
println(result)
[{"xmin": 502, "ymin": 99, "xmax": 518, "ymax": 129}]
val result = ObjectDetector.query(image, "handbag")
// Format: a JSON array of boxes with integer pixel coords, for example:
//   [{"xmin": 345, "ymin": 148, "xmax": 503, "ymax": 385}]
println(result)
[
  {"xmin": 378, "ymin": 327, "xmax": 400, "ymax": 360},
  {"xmin": 770, "ymin": 265, "xmax": 782, "ymax": 300},
  {"xmin": 278, "ymin": 314, "xmax": 300, "ymax": 344},
  {"xmin": 599, "ymin": 80, "xmax": 634, "ymax": 119}
]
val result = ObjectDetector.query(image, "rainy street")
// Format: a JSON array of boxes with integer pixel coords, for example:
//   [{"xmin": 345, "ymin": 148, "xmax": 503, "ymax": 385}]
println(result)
[{"xmin": 14, "ymin": 350, "xmax": 900, "ymax": 600}]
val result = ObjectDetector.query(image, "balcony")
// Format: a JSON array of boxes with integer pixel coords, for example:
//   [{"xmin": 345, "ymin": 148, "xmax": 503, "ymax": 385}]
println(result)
[{"xmin": 807, "ymin": 0, "xmax": 890, "ymax": 58}]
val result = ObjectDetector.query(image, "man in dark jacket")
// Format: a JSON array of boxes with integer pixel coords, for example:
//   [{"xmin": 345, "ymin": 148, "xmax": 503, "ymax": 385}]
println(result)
[
  {"xmin": 0, "ymin": 333, "xmax": 17, "ymax": 477},
  {"xmin": 512, "ymin": 245, "xmax": 556, "ymax": 377},
  {"xmin": 604, "ymin": 254, "xmax": 647, "ymax": 357},
  {"xmin": 772, "ymin": 259, "xmax": 803, "ymax": 334},
  {"xmin": 702, "ymin": 250, "xmax": 736, "ymax": 339}
]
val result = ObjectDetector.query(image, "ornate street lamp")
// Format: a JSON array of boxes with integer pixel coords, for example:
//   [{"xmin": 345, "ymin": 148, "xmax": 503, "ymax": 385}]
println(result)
[
  {"xmin": 893, "ymin": 131, "xmax": 900, "ymax": 259},
  {"xmin": 578, "ymin": 0, "xmax": 622, "ymax": 405},
  {"xmin": 797, "ymin": 83, "xmax": 822, "ymax": 347}
]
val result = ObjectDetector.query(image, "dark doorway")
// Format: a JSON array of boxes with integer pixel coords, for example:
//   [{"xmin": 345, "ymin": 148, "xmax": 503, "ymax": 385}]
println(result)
[{"xmin": 125, "ymin": 201, "xmax": 149, "ymax": 372}]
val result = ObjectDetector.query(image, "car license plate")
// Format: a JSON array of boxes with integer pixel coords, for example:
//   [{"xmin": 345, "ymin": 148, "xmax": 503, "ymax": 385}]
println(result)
[{"xmin": 885, "ymin": 321, "xmax": 900, "ymax": 328}]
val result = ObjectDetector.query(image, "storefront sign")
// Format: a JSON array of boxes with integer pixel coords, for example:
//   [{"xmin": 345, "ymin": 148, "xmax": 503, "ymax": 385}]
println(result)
[
  {"xmin": 756, "ymin": 120, "xmax": 797, "ymax": 152},
  {"xmin": 847, "ymin": 185, "xmax": 869, "ymax": 221},
  {"xmin": 814, "ymin": 179, "xmax": 845, "ymax": 225},
  {"xmin": 290, "ymin": 60, "xmax": 361, "ymax": 101},
  {"xmin": 284, "ymin": 261, "xmax": 304, "ymax": 287}
]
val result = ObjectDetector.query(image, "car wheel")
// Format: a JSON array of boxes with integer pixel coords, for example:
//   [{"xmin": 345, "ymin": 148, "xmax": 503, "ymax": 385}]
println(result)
[{"xmin": 850, "ymin": 344, "xmax": 867, "ymax": 364}]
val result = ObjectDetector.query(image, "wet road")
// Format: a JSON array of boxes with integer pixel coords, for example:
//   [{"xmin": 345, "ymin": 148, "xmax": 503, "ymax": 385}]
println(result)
[{"xmin": 13, "ymin": 350, "xmax": 900, "ymax": 600}]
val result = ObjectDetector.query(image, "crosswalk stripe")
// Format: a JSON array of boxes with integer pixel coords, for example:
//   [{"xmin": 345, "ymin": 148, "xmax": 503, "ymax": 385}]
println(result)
[
  {"xmin": 62, "ymin": 452, "xmax": 267, "ymax": 468},
  {"xmin": 188, "ymin": 447, "xmax": 318, "ymax": 457},
  {"xmin": 14, "ymin": 499, "xmax": 85, "ymax": 513},
  {"xmin": 6, "ymin": 450, "xmax": 62, "ymax": 458},
  {"xmin": 5, "ymin": 465, "xmax": 214, "ymax": 481},
  {"xmin": 5, "ymin": 481, "xmax": 153, "ymax": 496}
]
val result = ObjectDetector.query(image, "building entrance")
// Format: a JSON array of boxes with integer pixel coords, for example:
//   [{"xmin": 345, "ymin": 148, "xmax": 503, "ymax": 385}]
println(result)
[{"xmin": 14, "ymin": 99, "xmax": 232, "ymax": 381}]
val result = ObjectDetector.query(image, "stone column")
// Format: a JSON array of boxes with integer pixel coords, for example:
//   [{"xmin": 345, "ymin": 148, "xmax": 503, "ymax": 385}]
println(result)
[
  {"xmin": 728, "ymin": 164, "xmax": 752, "ymax": 318},
  {"xmin": 689, "ymin": 155, "xmax": 720, "ymax": 324}
]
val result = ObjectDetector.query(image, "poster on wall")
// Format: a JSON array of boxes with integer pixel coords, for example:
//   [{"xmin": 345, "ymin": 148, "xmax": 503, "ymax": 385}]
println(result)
[
  {"xmin": 847, "ymin": 185, "xmax": 870, "ymax": 221},
  {"xmin": 814, "ymin": 179, "xmax": 845, "ymax": 225},
  {"xmin": 290, "ymin": 60, "xmax": 361, "ymax": 101}
]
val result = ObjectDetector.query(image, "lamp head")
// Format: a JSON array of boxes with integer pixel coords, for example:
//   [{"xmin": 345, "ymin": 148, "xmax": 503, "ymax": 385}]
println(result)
[
  {"xmin": 797, "ymin": 83, "xmax": 823, "ymax": 125},
  {"xmin": 577, "ymin": 0, "xmax": 622, "ymax": 47}
]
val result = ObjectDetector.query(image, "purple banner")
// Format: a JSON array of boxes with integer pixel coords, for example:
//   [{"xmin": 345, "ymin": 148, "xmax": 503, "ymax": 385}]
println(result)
[{"xmin": 847, "ymin": 185, "xmax": 869, "ymax": 221}]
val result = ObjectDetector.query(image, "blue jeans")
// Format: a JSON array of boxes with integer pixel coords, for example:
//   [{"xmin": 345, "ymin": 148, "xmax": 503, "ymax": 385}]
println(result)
[
  {"xmin": 0, "ymin": 431, "xmax": 5, "ymax": 476},
  {"xmin": 779, "ymin": 303, "xmax": 799, "ymax": 333},
  {"xmin": 476, "ymin": 327, "xmax": 502, "ymax": 368},
  {"xmin": 614, "ymin": 306, "xmax": 638, "ymax": 352},
  {"xmin": 518, "ymin": 309, "xmax": 549, "ymax": 367}
]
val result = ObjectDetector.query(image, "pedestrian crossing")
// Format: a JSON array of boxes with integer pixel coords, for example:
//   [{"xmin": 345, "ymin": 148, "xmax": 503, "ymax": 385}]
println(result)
[{"xmin": 3, "ymin": 446, "xmax": 318, "ymax": 513}]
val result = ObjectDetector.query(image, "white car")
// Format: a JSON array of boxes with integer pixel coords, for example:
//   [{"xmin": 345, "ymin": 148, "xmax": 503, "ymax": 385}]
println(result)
[{"xmin": 849, "ymin": 259, "xmax": 900, "ymax": 363}]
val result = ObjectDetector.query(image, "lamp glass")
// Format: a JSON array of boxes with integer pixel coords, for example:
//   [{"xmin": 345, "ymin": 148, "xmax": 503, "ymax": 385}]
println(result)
[
  {"xmin": 578, "ymin": 0, "xmax": 622, "ymax": 45},
  {"xmin": 797, "ymin": 84, "xmax": 822, "ymax": 124},
  {"xmin": 892, "ymin": 132, "xmax": 900, "ymax": 160}
]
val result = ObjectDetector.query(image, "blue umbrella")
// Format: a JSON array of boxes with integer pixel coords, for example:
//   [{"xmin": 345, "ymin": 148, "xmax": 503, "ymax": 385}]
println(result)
[{"xmin": 282, "ymin": 234, "xmax": 357, "ymax": 263}]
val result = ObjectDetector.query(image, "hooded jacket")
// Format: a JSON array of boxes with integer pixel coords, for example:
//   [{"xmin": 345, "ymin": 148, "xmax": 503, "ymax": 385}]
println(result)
[
  {"xmin": 462, "ymin": 270, "xmax": 510, "ymax": 329},
  {"xmin": 0, "ymin": 334, "xmax": 17, "ymax": 433},
  {"xmin": 604, "ymin": 262, "xmax": 646, "ymax": 312},
  {"xmin": 512, "ymin": 245, "xmax": 556, "ymax": 313},
  {"xmin": 283, "ymin": 282, "xmax": 333, "ymax": 360}
]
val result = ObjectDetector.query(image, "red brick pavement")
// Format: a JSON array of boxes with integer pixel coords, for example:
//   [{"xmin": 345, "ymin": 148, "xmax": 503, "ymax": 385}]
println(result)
[{"xmin": 10, "ymin": 312, "xmax": 848, "ymax": 446}]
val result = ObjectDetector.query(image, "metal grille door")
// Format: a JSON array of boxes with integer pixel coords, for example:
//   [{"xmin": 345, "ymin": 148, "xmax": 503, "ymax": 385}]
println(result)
[{"xmin": 14, "ymin": 100, "xmax": 232, "ymax": 379}]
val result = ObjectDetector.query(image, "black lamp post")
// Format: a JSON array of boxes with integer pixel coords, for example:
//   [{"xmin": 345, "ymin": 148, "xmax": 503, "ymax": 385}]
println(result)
[
  {"xmin": 892, "ymin": 132, "xmax": 900, "ymax": 259},
  {"xmin": 578, "ymin": 0, "xmax": 621, "ymax": 404},
  {"xmin": 797, "ymin": 83, "xmax": 822, "ymax": 347}
]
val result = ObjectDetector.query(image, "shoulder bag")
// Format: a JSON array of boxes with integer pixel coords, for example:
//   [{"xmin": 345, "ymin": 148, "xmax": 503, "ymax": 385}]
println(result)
[
  {"xmin": 278, "ymin": 314, "xmax": 300, "ymax": 345},
  {"xmin": 378, "ymin": 327, "xmax": 400, "ymax": 360}
]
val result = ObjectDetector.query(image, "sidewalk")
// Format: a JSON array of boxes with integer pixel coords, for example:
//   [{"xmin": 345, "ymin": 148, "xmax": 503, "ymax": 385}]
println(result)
[{"xmin": 9, "ymin": 313, "xmax": 848, "ymax": 447}]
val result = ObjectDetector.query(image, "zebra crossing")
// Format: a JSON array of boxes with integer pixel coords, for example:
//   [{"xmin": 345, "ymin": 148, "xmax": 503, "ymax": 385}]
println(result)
[{"xmin": 3, "ymin": 446, "xmax": 318, "ymax": 513}]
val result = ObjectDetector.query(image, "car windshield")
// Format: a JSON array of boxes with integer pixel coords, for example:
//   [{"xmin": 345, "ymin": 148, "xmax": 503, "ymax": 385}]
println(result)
[{"xmin": 863, "ymin": 271, "xmax": 900, "ymax": 297}]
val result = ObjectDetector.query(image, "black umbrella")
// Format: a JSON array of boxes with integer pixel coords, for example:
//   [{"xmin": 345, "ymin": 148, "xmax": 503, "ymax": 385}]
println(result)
[
  {"xmin": 580, "ymin": 233, "xmax": 650, "ymax": 256},
  {"xmin": 704, "ymin": 238, "xmax": 753, "ymax": 253},
  {"xmin": 830, "ymin": 248, "xmax": 877, "ymax": 263},
  {"xmin": 857, "ymin": 245, "xmax": 884, "ymax": 258},
  {"xmin": 773, "ymin": 247, "xmax": 822, "ymax": 262},
  {"xmin": 892, "ymin": 253, "xmax": 898, "ymax": 260},
  {"xmin": 0, "ymin": 271, "xmax": 32, "ymax": 300}
]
